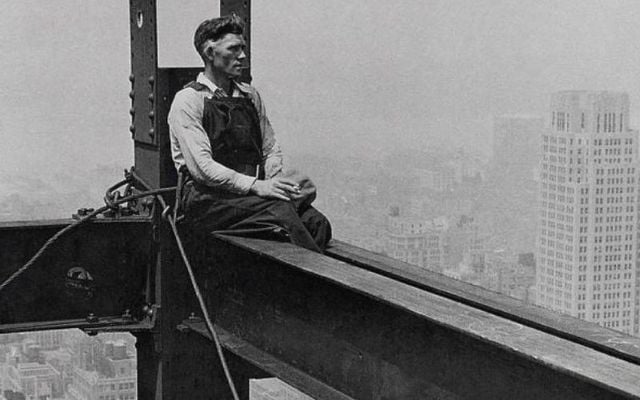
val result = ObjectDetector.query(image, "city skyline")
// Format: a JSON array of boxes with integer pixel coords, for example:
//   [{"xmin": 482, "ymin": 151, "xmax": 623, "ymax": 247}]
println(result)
[{"xmin": 2, "ymin": 2, "xmax": 640, "ymax": 398}]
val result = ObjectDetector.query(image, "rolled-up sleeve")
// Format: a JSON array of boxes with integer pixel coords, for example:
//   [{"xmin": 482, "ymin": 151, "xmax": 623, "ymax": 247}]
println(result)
[{"xmin": 168, "ymin": 90, "xmax": 256, "ymax": 194}]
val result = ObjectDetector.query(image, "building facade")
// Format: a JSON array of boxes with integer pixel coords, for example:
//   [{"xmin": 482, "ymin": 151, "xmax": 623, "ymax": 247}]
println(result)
[
  {"xmin": 536, "ymin": 91, "xmax": 639, "ymax": 336},
  {"xmin": 4, "ymin": 361, "xmax": 62, "ymax": 400},
  {"xmin": 385, "ymin": 210, "xmax": 448, "ymax": 272},
  {"xmin": 66, "ymin": 340, "xmax": 137, "ymax": 400}
]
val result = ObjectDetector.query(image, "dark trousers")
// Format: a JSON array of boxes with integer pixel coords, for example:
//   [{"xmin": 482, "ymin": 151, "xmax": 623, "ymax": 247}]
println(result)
[{"xmin": 182, "ymin": 182, "xmax": 332, "ymax": 253}]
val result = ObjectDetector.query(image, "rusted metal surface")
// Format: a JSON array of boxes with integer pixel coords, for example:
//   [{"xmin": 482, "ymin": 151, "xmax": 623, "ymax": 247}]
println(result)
[
  {"xmin": 192, "ymin": 234, "xmax": 640, "ymax": 400},
  {"xmin": 327, "ymin": 240, "xmax": 640, "ymax": 366},
  {"xmin": 0, "ymin": 219, "xmax": 153, "ymax": 327}
]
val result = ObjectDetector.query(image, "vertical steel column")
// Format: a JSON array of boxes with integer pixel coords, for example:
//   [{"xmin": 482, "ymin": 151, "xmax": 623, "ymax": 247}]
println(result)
[
  {"xmin": 129, "ymin": 2, "xmax": 257, "ymax": 399},
  {"xmin": 221, "ymin": 0, "xmax": 251, "ymax": 83},
  {"xmin": 129, "ymin": 0, "xmax": 157, "ymax": 147},
  {"xmin": 129, "ymin": 0, "xmax": 164, "ymax": 189}
]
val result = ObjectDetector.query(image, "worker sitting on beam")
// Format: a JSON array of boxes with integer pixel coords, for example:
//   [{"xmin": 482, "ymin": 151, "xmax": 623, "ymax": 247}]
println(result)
[{"xmin": 168, "ymin": 15, "xmax": 332, "ymax": 253}]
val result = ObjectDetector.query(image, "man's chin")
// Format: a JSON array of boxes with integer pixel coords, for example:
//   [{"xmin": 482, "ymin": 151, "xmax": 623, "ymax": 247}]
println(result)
[{"xmin": 227, "ymin": 69, "xmax": 242, "ymax": 79}]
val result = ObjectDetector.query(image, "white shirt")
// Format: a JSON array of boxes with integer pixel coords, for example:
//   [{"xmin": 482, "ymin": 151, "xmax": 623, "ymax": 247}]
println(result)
[{"xmin": 168, "ymin": 73, "xmax": 283, "ymax": 194}]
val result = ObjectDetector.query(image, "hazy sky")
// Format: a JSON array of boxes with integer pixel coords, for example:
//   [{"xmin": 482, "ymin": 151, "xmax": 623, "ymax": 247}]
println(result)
[{"xmin": 1, "ymin": 1, "xmax": 640, "ymax": 179}]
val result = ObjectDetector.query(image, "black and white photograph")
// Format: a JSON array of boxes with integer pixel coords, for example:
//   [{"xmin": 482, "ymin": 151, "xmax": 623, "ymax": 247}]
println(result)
[{"xmin": 1, "ymin": 1, "xmax": 640, "ymax": 399}]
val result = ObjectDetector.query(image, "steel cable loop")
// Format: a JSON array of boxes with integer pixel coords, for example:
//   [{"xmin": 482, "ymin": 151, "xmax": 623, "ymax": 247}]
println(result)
[{"xmin": 130, "ymin": 170, "xmax": 241, "ymax": 400}]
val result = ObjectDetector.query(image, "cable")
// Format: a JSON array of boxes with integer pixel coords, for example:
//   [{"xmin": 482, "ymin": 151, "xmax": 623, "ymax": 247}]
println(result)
[
  {"xmin": 0, "ymin": 187, "xmax": 175, "ymax": 293},
  {"xmin": 130, "ymin": 170, "xmax": 241, "ymax": 400},
  {"xmin": 1, "ymin": 170, "xmax": 239, "ymax": 400},
  {"xmin": 166, "ymin": 215, "xmax": 240, "ymax": 400}
]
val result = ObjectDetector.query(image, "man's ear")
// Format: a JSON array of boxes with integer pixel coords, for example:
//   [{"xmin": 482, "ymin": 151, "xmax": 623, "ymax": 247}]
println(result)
[{"xmin": 203, "ymin": 40, "xmax": 216, "ymax": 61}]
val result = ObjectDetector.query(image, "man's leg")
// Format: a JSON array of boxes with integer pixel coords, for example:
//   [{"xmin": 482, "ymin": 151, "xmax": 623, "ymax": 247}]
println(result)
[
  {"xmin": 226, "ymin": 199, "xmax": 323, "ymax": 253},
  {"xmin": 184, "ymin": 186, "xmax": 322, "ymax": 252},
  {"xmin": 298, "ymin": 206, "xmax": 332, "ymax": 251}
]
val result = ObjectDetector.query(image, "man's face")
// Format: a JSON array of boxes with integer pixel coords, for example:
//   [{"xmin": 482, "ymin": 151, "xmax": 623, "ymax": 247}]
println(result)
[{"xmin": 207, "ymin": 33, "xmax": 247, "ymax": 78}]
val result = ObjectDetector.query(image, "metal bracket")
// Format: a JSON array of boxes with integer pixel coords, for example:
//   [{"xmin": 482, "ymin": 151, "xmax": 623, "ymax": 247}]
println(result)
[{"xmin": 129, "ymin": 0, "xmax": 158, "ymax": 145}]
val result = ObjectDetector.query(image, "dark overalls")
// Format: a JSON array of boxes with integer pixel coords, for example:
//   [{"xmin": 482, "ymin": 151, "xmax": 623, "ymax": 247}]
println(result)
[{"xmin": 181, "ymin": 82, "xmax": 332, "ymax": 253}]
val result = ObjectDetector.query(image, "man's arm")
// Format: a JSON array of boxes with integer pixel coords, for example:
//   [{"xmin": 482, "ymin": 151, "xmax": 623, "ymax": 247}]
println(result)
[{"xmin": 168, "ymin": 90, "xmax": 256, "ymax": 194}]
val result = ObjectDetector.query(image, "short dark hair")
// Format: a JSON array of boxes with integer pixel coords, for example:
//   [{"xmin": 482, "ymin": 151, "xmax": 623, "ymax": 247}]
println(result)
[{"xmin": 194, "ymin": 15, "xmax": 245, "ymax": 59}]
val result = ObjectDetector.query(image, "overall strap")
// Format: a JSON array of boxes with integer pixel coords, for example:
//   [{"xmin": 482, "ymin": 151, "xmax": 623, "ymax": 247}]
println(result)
[{"xmin": 183, "ymin": 81, "xmax": 208, "ymax": 91}]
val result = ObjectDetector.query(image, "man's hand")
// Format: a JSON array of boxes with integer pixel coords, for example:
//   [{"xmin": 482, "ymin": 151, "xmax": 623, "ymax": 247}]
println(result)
[{"xmin": 249, "ymin": 177, "xmax": 301, "ymax": 201}]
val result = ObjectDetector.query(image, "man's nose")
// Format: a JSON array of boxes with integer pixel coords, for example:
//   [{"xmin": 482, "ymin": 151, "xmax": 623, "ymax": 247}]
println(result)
[{"xmin": 238, "ymin": 49, "xmax": 247, "ymax": 60}]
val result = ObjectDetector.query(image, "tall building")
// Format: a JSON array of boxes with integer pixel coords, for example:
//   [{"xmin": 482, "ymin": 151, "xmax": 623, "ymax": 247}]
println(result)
[
  {"xmin": 493, "ymin": 115, "xmax": 544, "ymax": 181},
  {"xmin": 536, "ymin": 91, "xmax": 638, "ymax": 336}
]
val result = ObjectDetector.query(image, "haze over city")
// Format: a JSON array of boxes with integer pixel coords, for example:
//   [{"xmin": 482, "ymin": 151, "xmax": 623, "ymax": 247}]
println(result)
[
  {"xmin": 3, "ymin": 2, "xmax": 640, "ymax": 399},
  {"xmin": 1, "ymin": 0, "xmax": 640, "ymax": 190}
]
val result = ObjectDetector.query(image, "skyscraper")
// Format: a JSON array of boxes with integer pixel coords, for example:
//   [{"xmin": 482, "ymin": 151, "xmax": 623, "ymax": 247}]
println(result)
[
  {"xmin": 536, "ymin": 91, "xmax": 638, "ymax": 336},
  {"xmin": 493, "ymin": 115, "xmax": 544, "ymax": 182}
]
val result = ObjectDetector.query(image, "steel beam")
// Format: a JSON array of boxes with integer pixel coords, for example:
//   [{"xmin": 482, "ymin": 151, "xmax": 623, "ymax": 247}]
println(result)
[
  {"xmin": 182, "ymin": 321, "xmax": 354, "ymax": 400},
  {"xmin": 327, "ymin": 240, "xmax": 640, "ymax": 365},
  {"xmin": 191, "ymin": 235, "xmax": 640, "ymax": 400},
  {"xmin": 0, "ymin": 218, "xmax": 152, "ymax": 327}
]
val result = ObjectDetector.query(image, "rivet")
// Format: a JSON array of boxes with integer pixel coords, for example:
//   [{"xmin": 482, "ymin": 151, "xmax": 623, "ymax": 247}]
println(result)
[
  {"xmin": 129, "ymin": 125, "xmax": 136, "ymax": 133},
  {"xmin": 148, "ymin": 111, "xmax": 155, "ymax": 119},
  {"xmin": 129, "ymin": 74, "xmax": 135, "ymax": 82},
  {"xmin": 129, "ymin": 91, "xmax": 135, "ymax": 99},
  {"xmin": 148, "ymin": 93, "xmax": 154, "ymax": 102}
]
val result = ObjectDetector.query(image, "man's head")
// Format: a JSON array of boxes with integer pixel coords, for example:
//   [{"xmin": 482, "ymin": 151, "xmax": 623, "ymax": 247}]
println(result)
[{"xmin": 194, "ymin": 15, "xmax": 246, "ymax": 79}]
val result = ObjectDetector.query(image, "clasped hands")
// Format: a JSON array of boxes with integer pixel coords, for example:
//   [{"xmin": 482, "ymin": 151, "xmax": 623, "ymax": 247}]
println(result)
[{"xmin": 250, "ymin": 177, "xmax": 302, "ymax": 201}]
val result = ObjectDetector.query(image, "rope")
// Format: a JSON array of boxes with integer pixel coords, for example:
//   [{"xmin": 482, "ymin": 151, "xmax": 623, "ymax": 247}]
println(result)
[{"xmin": 130, "ymin": 171, "xmax": 241, "ymax": 400}]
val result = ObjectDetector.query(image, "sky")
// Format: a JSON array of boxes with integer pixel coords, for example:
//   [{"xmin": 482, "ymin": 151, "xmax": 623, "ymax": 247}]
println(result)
[{"xmin": 1, "ymin": 0, "xmax": 640, "ymax": 180}]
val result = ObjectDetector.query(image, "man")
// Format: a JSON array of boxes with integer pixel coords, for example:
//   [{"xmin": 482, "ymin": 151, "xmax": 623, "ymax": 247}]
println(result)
[{"xmin": 168, "ymin": 15, "xmax": 331, "ymax": 253}]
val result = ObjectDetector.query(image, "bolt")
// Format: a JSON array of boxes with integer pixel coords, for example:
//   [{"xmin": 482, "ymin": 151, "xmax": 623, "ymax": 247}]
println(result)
[
  {"xmin": 142, "ymin": 304, "xmax": 154, "ymax": 317},
  {"xmin": 129, "ymin": 74, "xmax": 135, "ymax": 82},
  {"xmin": 148, "ymin": 111, "xmax": 155, "ymax": 119},
  {"xmin": 148, "ymin": 128, "xmax": 155, "ymax": 137},
  {"xmin": 129, "ymin": 90, "xmax": 135, "ymax": 99},
  {"xmin": 148, "ymin": 93, "xmax": 154, "ymax": 102},
  {"xmin": 86, "ymin": 313, "xmax": 99, "ymax": 323},
  {"xmin": 148, "ymin": 76, "xmax": 155, "ymax": 85}
]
